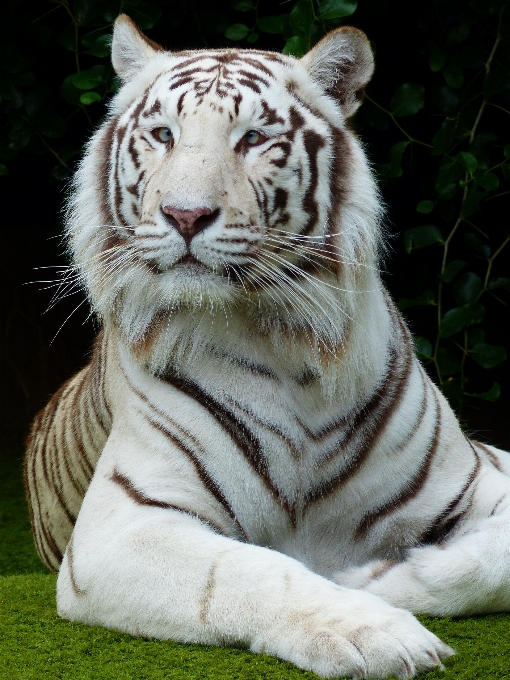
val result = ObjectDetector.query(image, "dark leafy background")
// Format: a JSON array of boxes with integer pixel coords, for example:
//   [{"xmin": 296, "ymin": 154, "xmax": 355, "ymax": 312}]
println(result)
[{"xmin": 1, "ymin": 0, "xmax": 509, "ymax": 454}]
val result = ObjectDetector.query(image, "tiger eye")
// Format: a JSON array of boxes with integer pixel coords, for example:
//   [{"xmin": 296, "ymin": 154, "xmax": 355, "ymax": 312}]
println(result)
[
  {"xmin": 244, "ymin": 130, "xmax": 264, "ymax": 145},
  {"xmin": 152, "ymin": 127, "xmax": 172, "ymax": 143}
]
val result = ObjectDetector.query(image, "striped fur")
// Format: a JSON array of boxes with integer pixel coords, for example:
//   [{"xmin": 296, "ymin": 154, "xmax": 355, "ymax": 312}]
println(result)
[{"xmin": 25, "ymin": 15, "xmax": 510, "ymax": 679}]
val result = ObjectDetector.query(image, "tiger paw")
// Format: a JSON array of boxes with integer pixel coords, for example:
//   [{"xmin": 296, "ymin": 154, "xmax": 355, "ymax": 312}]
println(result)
[{"xmin": 252, "ymin": 588, "xmax": 453, "ymax": 679}]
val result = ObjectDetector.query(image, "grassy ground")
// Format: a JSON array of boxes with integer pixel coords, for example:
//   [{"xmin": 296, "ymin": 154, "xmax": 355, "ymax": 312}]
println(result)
[{"xmin": 1, "ymin": 447, "xmax": 509, "ymax": 679}]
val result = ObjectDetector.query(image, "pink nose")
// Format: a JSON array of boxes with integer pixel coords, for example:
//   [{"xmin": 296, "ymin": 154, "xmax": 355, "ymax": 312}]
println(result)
[{"xmin": 162, "ymin": 205, "xmax": 218, "ymax": 245}]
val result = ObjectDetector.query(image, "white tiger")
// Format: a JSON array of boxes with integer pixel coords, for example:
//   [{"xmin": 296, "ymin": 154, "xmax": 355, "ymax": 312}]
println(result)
[{"xmin": 25, "ymin": 14, "xmax": 510, "ymax": 679}]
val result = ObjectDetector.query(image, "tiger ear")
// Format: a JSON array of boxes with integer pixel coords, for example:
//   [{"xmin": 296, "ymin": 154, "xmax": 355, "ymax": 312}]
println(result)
[
  {"xmin": 301, "ymin": 27, "xmax": 374, "ymax": 118},
  {"xmin": 111, "ymin": 14, "xmax": 165, "ymax": 81}
]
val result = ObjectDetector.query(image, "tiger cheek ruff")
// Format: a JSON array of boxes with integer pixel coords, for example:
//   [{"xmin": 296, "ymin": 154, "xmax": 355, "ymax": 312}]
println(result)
[{"xmin": 25, "ymin": 14, "xmax": 510, "ymax": 680}]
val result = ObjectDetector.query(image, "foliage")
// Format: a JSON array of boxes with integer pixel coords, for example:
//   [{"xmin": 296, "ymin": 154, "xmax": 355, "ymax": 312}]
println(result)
[
  {"xmin": 358, "ymin": 1, "xmax": 510, "ymax": 408},
  {"xmin": 1, "ymin": 0, "xmax": 509, "ymax": 417}
]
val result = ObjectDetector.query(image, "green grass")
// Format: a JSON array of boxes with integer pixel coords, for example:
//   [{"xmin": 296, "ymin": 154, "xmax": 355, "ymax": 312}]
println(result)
[{"xmin": 1, "ymin": 448, "xmax": 509, "ymax": 679}]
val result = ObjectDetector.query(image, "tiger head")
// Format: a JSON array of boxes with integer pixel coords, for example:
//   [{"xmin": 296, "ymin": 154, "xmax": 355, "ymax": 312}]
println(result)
[{"xmin": 68, "ymin": 15, "xmax": 381, "ymax": 361}]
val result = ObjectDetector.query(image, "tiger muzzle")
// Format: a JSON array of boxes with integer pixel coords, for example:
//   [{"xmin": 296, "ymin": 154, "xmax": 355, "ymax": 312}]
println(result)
[{"xmin": 161, "ymin": 205, "xmax": 221, "ymax": 247}]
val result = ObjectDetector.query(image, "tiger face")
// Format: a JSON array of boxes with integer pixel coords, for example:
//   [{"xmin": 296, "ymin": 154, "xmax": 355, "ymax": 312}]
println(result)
[
  {"xmin": 69, "ymin": 16, "xmax": 379, "ymax": 350},
  {"xmin": 115, "ymin": 59, "xmax": 334, "ymax": 268}
]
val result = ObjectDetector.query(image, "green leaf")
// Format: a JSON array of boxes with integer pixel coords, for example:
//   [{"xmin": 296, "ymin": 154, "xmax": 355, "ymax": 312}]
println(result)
[
  {"xmin": 440, "ymin": 303, "xmax": 484, "ymax": 338},
  {"xmin": 403, "ymin": 225, "xmax": 443, "ymax": 253},
  {"xmin": 0, "ymin": 163, "xmax": 8, "ymax": 176},
  {"xmin": 109, "ymin": 76, "xmax": 122, "ymax": 94},
  {"xmin": 413, "ymin": 335, "xmax": 433, "ymax": 359},
  {"xmin": 282, "ymin": 36, "xmax": 307, "ymax": 57},
  {"xmin": 60, "ymin": 75, "xmax": 82, "ymax": 106},
  {"xmin": 388, "ymin": 141, "xmax": 409, "ymax": 178},
  {"xmin": 468, "ymin": 326, "xmax": 484, "ymax": 347},
  {"xmin": 73, "ymin": 0, "xmax": 97, "ymax": 24},
  {"xmin": 257, "ymin": 16, "xmax": 284, "ymax": 33},
  {"xmin": 231, "ymin": 0, "xmax": 255, "ymax": 10},
  {"xmin": 398, "ymin": 290, "xmax": 436, "ymax": 310},
  {"xmin": 461, "ymin": 188, "xmax": 484, "ymax": 217},
  {"xmin": 35, "ymin": 112, "xmax": 66, "ymax": 138},
  {"xmin": 224, "ymin": 23, "xmax": 250, "ymax": 40},
  {"xmin": 440, "ymin": 378, "xmax": 463, "ymax": 401},
  {"xmin": 488, "ymin": 277, "xmax": 510, "ymax": 292},
  {"xmin": 24, "ymin": 86, "xmax": 49, "ymax": 118},
  {"xmin": 3, "ymin": 84, "xmax": 23, "ymax": 109},
  {"xmin": 429, "ymin": 48, "xmax": 447, "ymax": 72},
  {"xmin": 318, "ymin": 0, "xmax": 357, "ymax": 20},
  {"xmin": 435, "ymin": 160, "xmax": 462, "ymax": 198},
  {"xmin": 437, "ymin": 348, "xmax": 462, "ymax": 375},
  {"xmin": 416, "ymin": 200, "xmax": 434, "ymax": 214},
  {"xmin": 476, "ymin": 171, "xmax": 499, "ymax": 191},
  {"xmin": 391, "ymin": 83, "xmax": 425, "ymax": 117},
  {"xmin": 464, "ymin": 233, "xmax": 490, "ymax": 258},
  {"xmin": 441, "ymin": 260, "xmax": 467, "ymax": 283},
  {"xmin": 8, "ymin": 121, "xmax": 31, "ymax": 150},
  {"xmin": 82, "ymin": 33, "xmax": 111, "ymax": 58},
  {"xmin": 246, "ymin": 32, "xmax": 258, "ymax": 43},
  {"xmin": 13, "ymin": 71, "xmax": 35, "ymax": 87},
  {"xmin": 465, "ymin": 382, "xmax": 500, "ymax": 402},
  {"xmin": 431, "ymin": 84, "xmax": 459, "ymax": 114},
  {"xmin": 361, "ymin": 100, "xmax": 390, "ymax": 131},
  {"xmin": 195, "ymin": 11, "xmax": 229, "ymax": 35},
  {"xmin": 453, "ymin": 272, "xmax": 483, "ymax": 305},
  {"xmin": 470, "ymin": 344, "xmax": 507, "ymax": 369},
  {"xmin": 290, "ymin": 0, "xmax": 314, "ymax": 37},
  {"xmin": 58, "ymin": 24, "xmax": 75, "ymax": 52},
  {"xmin": 447, "ymin": 24, "xmax": 470, "ymax": 45},
  {"xmin": 443, "ymin": 60, "xmax": 464, "ymax": 89},
  {"xmin": 129, "ymin": 4, "xmax": 162, "ymax": 30},
  {"xmin": 439, "ymin": 200, "xmax": 456, "ymax": 222},
  {"xmin": 71, "ymin": 69, "xmax": 104, "ymax": 90},
  {"xmin": 470, "ymin": 133, "xmax": 497, "ymax": 156},
  {"xmin": 456, "ymin": 151, "xmax": 478, "ymax": 176},
  {"xmin": 79, "ymin": 91, "xmax": 102, "ymax": 105},
  {"xmin": 484, "ymin": 66, "xmax": 510, "ymax": 98},
  {"xmin": 432, "ymin": 120, "xmax": 455, "ymax": 155}
]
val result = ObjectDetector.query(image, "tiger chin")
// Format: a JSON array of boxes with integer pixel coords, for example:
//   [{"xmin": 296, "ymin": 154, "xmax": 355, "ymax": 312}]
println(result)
[{"xmin": 25, "ymin": 14, "xmax": 510, "ymax": 680}]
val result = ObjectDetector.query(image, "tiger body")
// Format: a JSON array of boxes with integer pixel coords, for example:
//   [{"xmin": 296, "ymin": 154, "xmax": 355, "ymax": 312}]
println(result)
[{"xmin": 25, "ymin": 16, "xmax": 510, "ymax": 679}]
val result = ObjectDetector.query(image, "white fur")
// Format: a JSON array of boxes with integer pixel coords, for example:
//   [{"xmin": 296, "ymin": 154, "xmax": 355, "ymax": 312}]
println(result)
[{"xmin": 51, "ymin": 16, "xmax": 510, "ymax": 680}]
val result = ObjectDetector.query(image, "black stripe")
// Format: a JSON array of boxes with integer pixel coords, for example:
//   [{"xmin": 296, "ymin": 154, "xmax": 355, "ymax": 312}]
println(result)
[
  {"xmin": 160, "ymin": 369, "xmax": 296, "ymax": 525},
  {"xmin": 110, "ymin": 468, "xmax": 227, "ymax": 537},
  {"xmin": 145, "ymin": 414, "xmax": 248, "ymax": 541},
  {"xmin": 67, "ymin": 535, "xmax": 86, "ymax": 596},
  {"xmin": 299, "ymin": 128, "xmax": 327, "ymax": 236},
  {"xmin": 355, "ymin": 387, "xmax": 442, "ymax": 539},
  {"xmin": 473, "ymin": 440, "xmax": 502, "ymax": 471},
  {"xmin": 237, "ymin": 69, "xmax": 270, "ymax": 88},
  {"xmin": 419, "ymin": 441, "xmax": 481, "ymax": 545},
  {"xmin": 224, "ymin": 395, "xmax": 301, "ymax": 460},
  {"xmin": 237, "ymin": 78, "xmax": 261, "ymax": 93},
  {"xmin": 303, "ymin": 330, "xmax": 413, "ymax": 509}
]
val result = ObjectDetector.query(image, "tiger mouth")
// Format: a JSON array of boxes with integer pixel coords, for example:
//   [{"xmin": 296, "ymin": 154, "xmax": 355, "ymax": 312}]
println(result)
[{"xmin": 177, "ymin": 254, "xmax": 201, "ymax": 266}]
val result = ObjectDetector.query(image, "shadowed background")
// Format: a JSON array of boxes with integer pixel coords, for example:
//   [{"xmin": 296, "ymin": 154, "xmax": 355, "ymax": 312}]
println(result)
[{"xmin": 1, "ymin": 0, "xmax": 509, "ymax": 459}]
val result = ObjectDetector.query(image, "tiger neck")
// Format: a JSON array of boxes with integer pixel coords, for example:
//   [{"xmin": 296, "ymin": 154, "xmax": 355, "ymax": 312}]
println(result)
[{"xmin": 108, "ymin": 280, "xmax": 393, "ymax": 408}]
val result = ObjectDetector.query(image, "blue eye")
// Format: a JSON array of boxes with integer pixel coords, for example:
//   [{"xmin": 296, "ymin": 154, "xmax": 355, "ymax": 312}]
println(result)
[
  {"xmin": 245, "ymin": 130, "xmax": 265, "ymax": 145},
  {"xmin": 152, "ymin": 127, "xmax": 172, "ymax": 143}
]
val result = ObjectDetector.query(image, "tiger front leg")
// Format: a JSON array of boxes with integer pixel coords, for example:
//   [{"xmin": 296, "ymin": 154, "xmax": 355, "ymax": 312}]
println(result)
[
  {"xmin": 334, "ymin": 464, "xmax": 510, "ymax": 616},
  {"xmin": 57, "ymin": 458, "xmax": 451, "ymax": 679}
]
